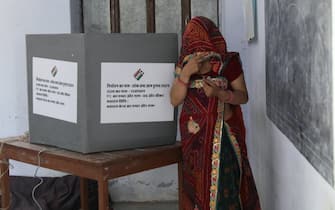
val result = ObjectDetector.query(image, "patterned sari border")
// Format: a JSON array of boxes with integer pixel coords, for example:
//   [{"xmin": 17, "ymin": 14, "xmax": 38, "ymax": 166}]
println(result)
[
  {"xmin": 209, "ymin": 102, "xmax": 224, "ymax": 210},
  {"xmin": 224, "ymin": 123, "xmax": 242, "ymax": 171},
  {"xmin": 224, "ymin": 122, "xmax": 243, "ymax": 210},
  {"xmin": 209, "ymin": 104, "xmax": 243, "ymax": 210}
]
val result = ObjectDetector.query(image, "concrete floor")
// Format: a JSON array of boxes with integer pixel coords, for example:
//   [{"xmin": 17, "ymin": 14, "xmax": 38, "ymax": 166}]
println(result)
[{"xmin": 112, "ymin": 201, "xmax": 178, "ymax": 210}]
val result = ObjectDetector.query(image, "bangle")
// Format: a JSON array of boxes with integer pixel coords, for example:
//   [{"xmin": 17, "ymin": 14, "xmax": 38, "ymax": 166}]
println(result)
[
  {"xmin": 225, "ymin": 90, "xmax": 234, "ymax": 103},
  {"xmin": 177, "ymin": 77, "xmax": 189, "ymax": 87}
]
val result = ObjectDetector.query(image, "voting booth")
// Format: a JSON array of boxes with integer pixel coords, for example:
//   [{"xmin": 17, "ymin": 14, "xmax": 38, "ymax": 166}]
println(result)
[{"xmin": 26, "ymin": 33, "xmax": 178, "ymax": 153}]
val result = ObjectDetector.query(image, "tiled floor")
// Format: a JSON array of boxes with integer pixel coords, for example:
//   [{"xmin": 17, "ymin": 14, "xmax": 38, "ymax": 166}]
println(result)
[{"xmin": 112, "ymin": 201, "xmax": 178, "ymax": 210}]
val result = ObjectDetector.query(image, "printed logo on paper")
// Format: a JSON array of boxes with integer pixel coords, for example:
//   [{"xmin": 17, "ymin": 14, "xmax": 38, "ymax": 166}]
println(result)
[
  {"xmin": 134, "ymin": 68, "xmax": 144, "ymax": 80},
  {"xmin": 51, "ymin": 66, "xmax": 58, "ymax": 77}
]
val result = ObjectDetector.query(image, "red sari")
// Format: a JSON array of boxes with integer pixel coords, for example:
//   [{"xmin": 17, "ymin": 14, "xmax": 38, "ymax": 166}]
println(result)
[{"xmin": 177, "ymin": 16, "xmax": 261, "ymax": 210}]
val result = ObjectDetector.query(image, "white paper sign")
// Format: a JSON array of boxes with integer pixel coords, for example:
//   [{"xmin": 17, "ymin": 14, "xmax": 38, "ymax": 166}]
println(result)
[
  {"xmin": 32, "ymin": 57, "xmax": 78, "ymax": 123},
  {"xmin": 101, "ymin": 62, "xmax": 175, "ymax": 123}
]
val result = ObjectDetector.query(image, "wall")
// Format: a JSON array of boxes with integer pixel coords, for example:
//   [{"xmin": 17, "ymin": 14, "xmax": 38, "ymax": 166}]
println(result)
[
  {"xmin": 222, "ymin": 0, "xmax": 335, "ymax": 209},
  {"xmin": 0, "ymin": 0, "xmax": 71, "ymax": 177},
  {"xmin": 4, "ymin": 1, "xmax": 335, "ymax": 207},
  {"xmin": 83, "ymin": 0, "xmax": 110, "ymax": 33}
]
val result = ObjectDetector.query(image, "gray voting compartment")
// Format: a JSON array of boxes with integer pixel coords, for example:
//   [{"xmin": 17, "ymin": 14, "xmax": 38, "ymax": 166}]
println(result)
[{"xmin": 26, "ymin": 33, "xmax": 178, "ymax": 153}]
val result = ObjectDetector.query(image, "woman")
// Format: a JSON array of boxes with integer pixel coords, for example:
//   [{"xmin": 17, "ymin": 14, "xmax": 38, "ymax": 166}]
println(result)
[{"xmin": 170, "ymin": 16, "xmax": 261, "ymax": 210}]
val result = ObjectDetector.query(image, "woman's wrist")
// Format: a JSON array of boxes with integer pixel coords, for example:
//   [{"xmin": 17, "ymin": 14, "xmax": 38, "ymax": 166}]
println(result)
[
  {"xmin": 218, "ymin": 89, "xmax": 234, "ymax": 103},
  {"xmin": 225, "ymin": 90, "xmax": 234, "ymax": 103},
  {"xmin": 176, "ymin": 77, "xmax": 189, "ymax": 87},
  {"xmin": 179, "ymin": 71, "xmax": 191, "ymax": 84}
]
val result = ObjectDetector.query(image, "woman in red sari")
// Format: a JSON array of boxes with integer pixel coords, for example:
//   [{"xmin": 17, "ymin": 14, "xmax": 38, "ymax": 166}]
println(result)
[{"xmin": 170, "ymin": 16, "xmax": 261, "ymax": 210}]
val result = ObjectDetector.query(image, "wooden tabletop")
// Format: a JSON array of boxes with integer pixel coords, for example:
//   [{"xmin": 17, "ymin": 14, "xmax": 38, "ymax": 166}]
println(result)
[
  {"xmin": 0, "ymin": 135, "xmax": 182, "ymax": 180},
  {"xmin": 0, "ymin": 135, "xmax": 183, "ymax": 210}
]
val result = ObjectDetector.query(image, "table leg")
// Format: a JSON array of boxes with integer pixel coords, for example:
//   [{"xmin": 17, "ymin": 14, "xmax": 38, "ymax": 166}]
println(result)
[
  {"xmin": 98, "ymin": 179, "xmax": 110, "ymax": 210},
  {"xmin": 0, "ymin": 158, "xmax": 10, "ymax": 209},
  {"xmin": 80, "ymin": 177, "xmax": 89, "ymax": 210},
  {"xmin": 178, "ymin": 161, "xmax": 183, "ymax": 210}
]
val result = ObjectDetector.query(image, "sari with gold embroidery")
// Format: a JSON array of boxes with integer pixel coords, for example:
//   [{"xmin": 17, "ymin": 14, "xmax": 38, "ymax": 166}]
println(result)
[{"xmin": 177, "ymin": 16, "xmax": 261, "ymax": 210}]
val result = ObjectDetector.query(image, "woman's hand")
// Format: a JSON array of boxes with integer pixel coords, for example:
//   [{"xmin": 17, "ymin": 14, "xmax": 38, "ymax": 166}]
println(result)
[
  {"xmin": 180, "ymin": 54, "xmax": 206, "ymax": 80},
  {"xmin": 202, "ymin": 78, "xmax": 221, "ymax": 98},
  {"xmin": 203, "ymin": 78, "xmax": 234, "ymax": 103},
  {"xmin": 202, "ymin": 74, "xmax": 249, "ymax": 104}
]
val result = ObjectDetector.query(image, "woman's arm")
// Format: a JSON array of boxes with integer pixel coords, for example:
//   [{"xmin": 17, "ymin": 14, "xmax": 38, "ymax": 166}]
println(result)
[
  {"xmin": 169, "ymin": 71, "xmax": 189, "ymax": 107},
  {"xmin": 225, "ymin": 73, "xmax": 249, "ymax": 104},
  {"xmin": 203, "ymin": 73, "xmax": 249, "ymax": 105},
  {"xmin": 170, "ymin": 54, "xmax": 206, "ymax": 106}
]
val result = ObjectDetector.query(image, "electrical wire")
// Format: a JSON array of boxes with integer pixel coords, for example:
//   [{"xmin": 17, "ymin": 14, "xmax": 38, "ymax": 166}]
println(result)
[{"xmin": 31, "ymin": 148, "xmax": 48, "ymax": 210}]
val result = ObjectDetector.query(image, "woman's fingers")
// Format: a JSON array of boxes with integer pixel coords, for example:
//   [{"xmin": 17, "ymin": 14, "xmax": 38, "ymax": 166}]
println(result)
[
  {"xmin": 193, "ymin": 54, "xmax": 206, "ymax": 63},
  {"xmin": 203, "ymin": 78, "xmax": 216, "ymax": 87},
  {"xmin": 184, "ymin": 53, "xmax": 206, "ymax": 75},
  {"xmin": 203, "ymin": 78, "xmax": 221, "ymax": 98},
  {"xmin": 202, "ymin": 82, "xmax": 214, "ymax": 97}
]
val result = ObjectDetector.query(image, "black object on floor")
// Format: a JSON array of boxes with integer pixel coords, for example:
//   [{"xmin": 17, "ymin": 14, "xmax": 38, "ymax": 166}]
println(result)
[{"xmin": 9, "ymin": 175, "xmax": 100, "ymax": 210}]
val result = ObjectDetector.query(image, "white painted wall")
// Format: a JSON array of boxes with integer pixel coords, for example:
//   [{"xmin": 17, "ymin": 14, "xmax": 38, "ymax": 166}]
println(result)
[
  {"xmin": 222, "ymin": 0, "xmax": 335, "ymax": 210},
  {"xmin": 0, "ymin": 0, "xmax": 71, "ymax": 177},
  {"xmin": 4, "ymin": 0, "xmax": 335, "ymax": 207}
]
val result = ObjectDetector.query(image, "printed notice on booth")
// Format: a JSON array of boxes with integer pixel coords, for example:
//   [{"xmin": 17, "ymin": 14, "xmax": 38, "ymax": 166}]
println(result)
[
  {"xmin": 101, "ymin": 62, "xmax": 175, "ymax": 123},
  {"xmin": 32, "ymin": 57, "xmax": 78, "ymax": 123}
]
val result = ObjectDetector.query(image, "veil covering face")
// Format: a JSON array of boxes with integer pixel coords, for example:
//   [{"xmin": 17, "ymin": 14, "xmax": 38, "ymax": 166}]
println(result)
[{"xmin": 177, "ymin": 16, "xmax": 228, "ymax": 76}]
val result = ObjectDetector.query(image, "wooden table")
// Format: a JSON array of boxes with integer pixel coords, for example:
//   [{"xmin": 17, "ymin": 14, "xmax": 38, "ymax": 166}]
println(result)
[{"xmin": 0, "ymin": 136, "xmax": 182, "ymax": 210}]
